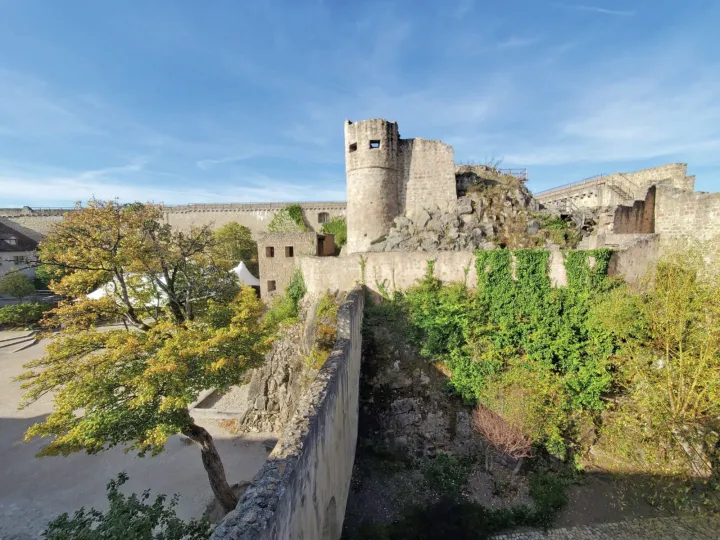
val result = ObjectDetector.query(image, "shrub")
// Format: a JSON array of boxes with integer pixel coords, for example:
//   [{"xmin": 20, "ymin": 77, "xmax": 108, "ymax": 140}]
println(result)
[
  {"xmin": 321, "ymin": 217, "xmax": 347, "ymax": 250},
  {"xmin": 473, "ymin": 406, "xmax": 533, "ymax": 461},
  {"xmin": 0, "ymin": 303, "xmax": 51, "ymax": 327},
  {"xmin": 264, "ymin": 270, "xmax": 307, "ymax": 330},
  {"xmin": 0, "ymin": 271, "xmax": 35, "ymax": 299},
  {"xmin": 43, "ymin": 473, "xmax": 213, "ymax": 540}
]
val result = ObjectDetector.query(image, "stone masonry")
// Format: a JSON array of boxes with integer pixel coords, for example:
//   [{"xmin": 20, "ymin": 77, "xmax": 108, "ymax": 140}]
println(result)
[
  {"xmin": 257, "ymin": 232, "xmax": 318, "ymax": 299},
  {"xmin": 344, "ymin": 119, "xmax": 457, "ymax": 253}
]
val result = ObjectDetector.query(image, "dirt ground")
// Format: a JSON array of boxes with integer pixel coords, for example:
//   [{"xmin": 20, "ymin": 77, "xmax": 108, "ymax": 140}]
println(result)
[{"xmin": 0, "ymin": 331, "xmax": 274, "ymax": 540}]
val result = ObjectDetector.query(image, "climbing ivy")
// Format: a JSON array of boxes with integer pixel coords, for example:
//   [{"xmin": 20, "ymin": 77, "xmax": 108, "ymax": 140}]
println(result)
[{"xmin": 397, "ymin": 248, "xmax": 617, "ymax": 457}]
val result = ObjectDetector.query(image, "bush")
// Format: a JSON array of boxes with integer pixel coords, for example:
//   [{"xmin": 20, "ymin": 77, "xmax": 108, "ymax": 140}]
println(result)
[
  {"xmin": 321, "ymin": 217, "xmax": 347, "ymax": 250},
  {"xmin": 264, "ymin": 270, "xmax": 307, "ymax": 330},
  {"xmin": 0, "ymin": 303, "xmax": 51, "ymax": 327},
  {"xmin": 473, "ymin": 406, "xmax": 533, "ymax": 461},
  {"xmin": 43, "ymin": 473, "xmax": 213, "ymax": 540},
  {"xmin": 0, "ymin": 271, "xmax": 35, "ymax": 299},
  {"xmin": 268, "ymin": 204, "xmax": 309, "ymax": 233}
]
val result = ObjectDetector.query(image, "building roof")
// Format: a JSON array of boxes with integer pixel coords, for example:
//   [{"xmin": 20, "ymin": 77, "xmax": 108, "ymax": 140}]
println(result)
[{"xmin": 0, "ymin": 218, "xmax": 42, "ymax": 252}]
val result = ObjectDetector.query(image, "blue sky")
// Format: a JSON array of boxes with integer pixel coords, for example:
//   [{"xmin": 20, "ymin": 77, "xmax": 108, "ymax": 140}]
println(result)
[{"xmin": 1, "ymin": 0, "xmax": 719, "ymax": 207}]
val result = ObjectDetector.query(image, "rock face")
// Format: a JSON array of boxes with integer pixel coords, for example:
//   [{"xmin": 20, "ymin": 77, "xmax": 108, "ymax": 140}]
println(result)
[
  {"xmin": 235, "ymin": 322, "xmax": 309, "ymax": 433},
  {"xmin": 360, "ymin": 327, "xmax": 484, "ymax": 458},
  {"xmin": 368, "ymin": 179, "xmax": 541, "ymax": 252},
  {"xmin": 234, "ymin": 298, "xmax": 325, "ymax": 433}
]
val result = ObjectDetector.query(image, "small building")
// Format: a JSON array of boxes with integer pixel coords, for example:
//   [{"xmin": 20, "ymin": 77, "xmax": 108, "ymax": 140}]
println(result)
[
  {"xmin": 257, "ymin": 231, "xmax": 335, "ymax": 299},
  {"xmin": 0, "ymin": 218, "xmax": 41, "ymax": 280}
]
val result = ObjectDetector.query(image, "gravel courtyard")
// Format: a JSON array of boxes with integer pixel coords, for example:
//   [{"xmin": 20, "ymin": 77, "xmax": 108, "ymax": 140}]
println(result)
[{"xmin": 0, "ymin": 331, "xmax": 274, "ymax": 540}]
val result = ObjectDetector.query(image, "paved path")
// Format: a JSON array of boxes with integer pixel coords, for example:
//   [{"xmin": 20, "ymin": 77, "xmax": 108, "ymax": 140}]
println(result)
[
  {"xmin": 493, "ymin": 516, "xmax": 719, "ymax": 539},
  {"xmin": 0, "ymin": 332, "xmax": 274, "ymax": 539}
]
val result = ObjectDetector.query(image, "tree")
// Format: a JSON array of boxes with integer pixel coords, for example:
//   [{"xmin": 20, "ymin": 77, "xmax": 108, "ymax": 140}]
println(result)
[
  {"xmin": 213, "ymin": 222, "xmax": 259, "ymax": 277},
  {"xmin": 43, "ymin": 473, "xmax": 213, "ymax": 540},
  {"xmin": 592, "ymin": 246, "xmax": 720, "ymax": 477},
  {"xmin": 0, "ymin": 270, "xmax": 35, "ymax": 299},
  {"xmin": 18, "ymin": 200, "xmax": 270, "ymax": 512}
]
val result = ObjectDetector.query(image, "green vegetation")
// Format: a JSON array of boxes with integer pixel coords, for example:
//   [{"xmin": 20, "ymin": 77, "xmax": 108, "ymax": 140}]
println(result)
[
  {"xmin": 321, "ymin": 216, "xmax": 347, "ymax": 252},
  {"xmin": 43, "ymin": 473, "xmax": 212, "ymax": 540},
  {"xmin": 535, "ymin": 214, "xmax": 583, "ymax": 248},
  {"xmin": 268, "ymin": 204, "xmax": 310, "ymax": 233},
  {"xmin": 306, "ymin": 292, "xmax": 339, "ymax": 369},
  {"xmin": 0, "ymin": 271, "xmax": 35, "ymax": 299},
  {"xmin": 213, "ymin": 222, "xmax": 259, "ymax": 276},
  {"xmin": 353, "ymin": 244, "xmax": 720, "ymax": 534},
  {"xmin": 398, "ymin": 249, "xmax": 615, "ymax": 458},
  {"xmin": 0, "ymin": 302, "xmax": 51, "ymax": 327},
  {"xmin": 264, "ymin": 268, "xmax": 307, "ymax": 330}
]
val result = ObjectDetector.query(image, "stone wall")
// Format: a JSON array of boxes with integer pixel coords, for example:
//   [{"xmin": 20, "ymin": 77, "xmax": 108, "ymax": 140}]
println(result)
[
  {"xmin": 213, "ymin": 288, "xmax": 364, "ymax": 540},
  {"xmin": 298, "ymin": 250, "xmax": 582, "ymax": 295},
  {"xmin": 165, "ymin": 203, "xmax": 346, "ymax": 235},
  {"xmin": 0, "ymin": 204, "xmax": 346, "ymax": 239},
  {"xmin": 655, "ymin": 185, "xmax": 720, "ymax": 242},
  {"xmin": 613, "ymin": 186, "xmax": 656, "ymax": 234},
  {"xmin": 299, "ymin": 252, "xmax": 479, "ymax": 295},
  {"xmin": 398, "ymin": 138, "xmax": 456, "ymax": 216},
  {"xmin": 257, "ymin": 232, "xmax": 318, "ymax": 299},
  {"xmin": 344, "ymin": 119, "xmax": 400, "ymax": 254},
  {"xmin": 536, "ymin": 163, "xmax": 693, "ymax": 210}
]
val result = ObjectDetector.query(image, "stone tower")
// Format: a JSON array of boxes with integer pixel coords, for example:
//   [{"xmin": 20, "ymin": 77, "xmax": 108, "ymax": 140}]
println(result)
[{"xmin": 344, "ymin": 119, "xmax": 399, "ymax": 254}]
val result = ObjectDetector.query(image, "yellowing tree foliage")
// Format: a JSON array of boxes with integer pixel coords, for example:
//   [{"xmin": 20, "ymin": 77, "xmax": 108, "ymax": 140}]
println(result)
[{"xmin": 18, "ymin": 200, "xmax": 270, "ymax": 512}]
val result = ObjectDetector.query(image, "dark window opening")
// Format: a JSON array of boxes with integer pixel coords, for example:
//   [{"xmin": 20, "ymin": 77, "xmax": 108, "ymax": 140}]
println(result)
[
  {"xmin": 318, "ymin": 212, "xmax": 329, "ymax": 224},
  {"xmin": 267, "ymin": 280, "xmax": 276, "ymax": 292},
  {"xmin": 349, "ymin": 142, "xmax": 357, "ymax": 152},
  {"xmin": 285, "ymin": 246, "xmax": 294, "ymax": 257},
  {"xmin": 369, "ymin": 140, "xmax": 380, "ymax": 149},
  {"xmin": 265, "ymin": 246, "xmax": 275, "ymax": 258}
]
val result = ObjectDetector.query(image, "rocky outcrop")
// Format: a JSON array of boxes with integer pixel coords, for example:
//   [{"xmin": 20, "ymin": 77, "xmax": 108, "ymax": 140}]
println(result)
[{"xmin": 369, "ymin": 179, "xmax": 541, "ymax": 252}]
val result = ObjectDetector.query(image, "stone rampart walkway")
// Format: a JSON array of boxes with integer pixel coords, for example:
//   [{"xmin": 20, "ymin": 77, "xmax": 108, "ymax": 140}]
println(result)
[{"xmin": 492, "ymin": 516, "xmax": 719, "ymax": 539}]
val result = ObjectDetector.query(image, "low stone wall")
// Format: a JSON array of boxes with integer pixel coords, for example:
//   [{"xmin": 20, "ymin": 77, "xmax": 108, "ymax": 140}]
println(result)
[
  {"xmin": 299, "ymin": 250, "xmax": 574, "ymax": 294},
  {"xmin": 213, "ymin": 288, "xmax": 364, "ymax": 540},
  {"xmin": 299, "ymin": 251, "xmax": 478, "ymax": 294}
]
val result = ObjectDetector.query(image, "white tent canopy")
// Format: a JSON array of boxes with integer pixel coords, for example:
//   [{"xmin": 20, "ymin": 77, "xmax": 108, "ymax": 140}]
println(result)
[
  {"xmin": 231, "ymin": 261, "xmax": 260, "ymax": 287},
  {"xmin": 86, "ymin": 263, "xmax": 260, "ymax": 302}
]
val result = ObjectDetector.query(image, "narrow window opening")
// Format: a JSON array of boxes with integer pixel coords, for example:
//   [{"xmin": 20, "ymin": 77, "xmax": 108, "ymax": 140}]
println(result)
[
  {"xmin": 265, "ymin": 246, "xmax": 275, "ymax": 258},
  {"xmin": 318, "ymin": 212, "xmax": 329, "ymax": 224},
  {"xmin": 267, "ymin": 280, "xmax": 276, "ymax": 292},
  {"xmin": 348, "ymin": 142, "xmax": 357, "ymax": 152},
  {"xmin": 369, "ymin": 140, "xmax": 380, "ymax": 149},
  {"xmin": 285, "ymin": 246, "xmax": 294, "ymax": 258}
]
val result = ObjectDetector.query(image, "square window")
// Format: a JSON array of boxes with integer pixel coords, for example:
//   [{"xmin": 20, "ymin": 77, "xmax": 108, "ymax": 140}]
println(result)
[
  {"xmin": 285, "ymin": 246, "xmax": 294, "ymax": 258},
  {"xmin": 265, "ymin": 246, "xmax": 275, "ymax": 258},
  {"xmin": 318, "ymin": 212, "xmax": 329, "ymax": 224},
  {"xmin": 349, "ymin": 142, "xmax": 357, "ymax": 152},
  {"xmin": 369, "ymin": 140, "xmax": 380, "ymax": 149},
  {"xmin": 267, "ymin": 280, "xmax": 276, "ymax": 292}
]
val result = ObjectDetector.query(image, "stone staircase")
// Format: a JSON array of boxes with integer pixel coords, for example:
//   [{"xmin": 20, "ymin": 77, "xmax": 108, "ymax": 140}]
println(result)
[{"xmin": 0, "ymin": 330, "xmax": 39, "ymax": 353}]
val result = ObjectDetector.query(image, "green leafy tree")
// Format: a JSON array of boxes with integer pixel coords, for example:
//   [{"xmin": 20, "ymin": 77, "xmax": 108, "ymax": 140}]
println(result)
[
  {"xmin": 591, "ymin": 246, "xmax": 720, "ymax": 477},
  {"xmin": 213, "ymin": 222, "xmax": 258, "ymax": 276},
  {"xmin": 43, "ymin": 473, "xmax": 213, "ymax": 540},
  {"xmin": 18, "ymin": 200, "xmax": 270, "ymax": 512},
  {"xmin": 0, "ymin": 270, "xmax": 35, "ymax": 299}
]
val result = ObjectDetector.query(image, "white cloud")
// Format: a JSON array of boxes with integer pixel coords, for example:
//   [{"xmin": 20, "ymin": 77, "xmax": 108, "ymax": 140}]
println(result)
[{"xmin": 554, "ymin": 3, "xmax": 635, "ymax": 16}]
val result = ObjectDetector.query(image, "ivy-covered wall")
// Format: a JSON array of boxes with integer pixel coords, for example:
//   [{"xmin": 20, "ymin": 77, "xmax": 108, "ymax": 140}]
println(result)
[{"xmin": 298, "ymin": 249, "xmax": 612, "ymax": 296}]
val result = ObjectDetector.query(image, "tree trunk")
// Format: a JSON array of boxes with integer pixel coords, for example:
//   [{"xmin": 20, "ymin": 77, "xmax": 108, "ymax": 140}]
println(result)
[{"xmin": 182, "ymin": 421, "xmax": 239, "ymax": 512}]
